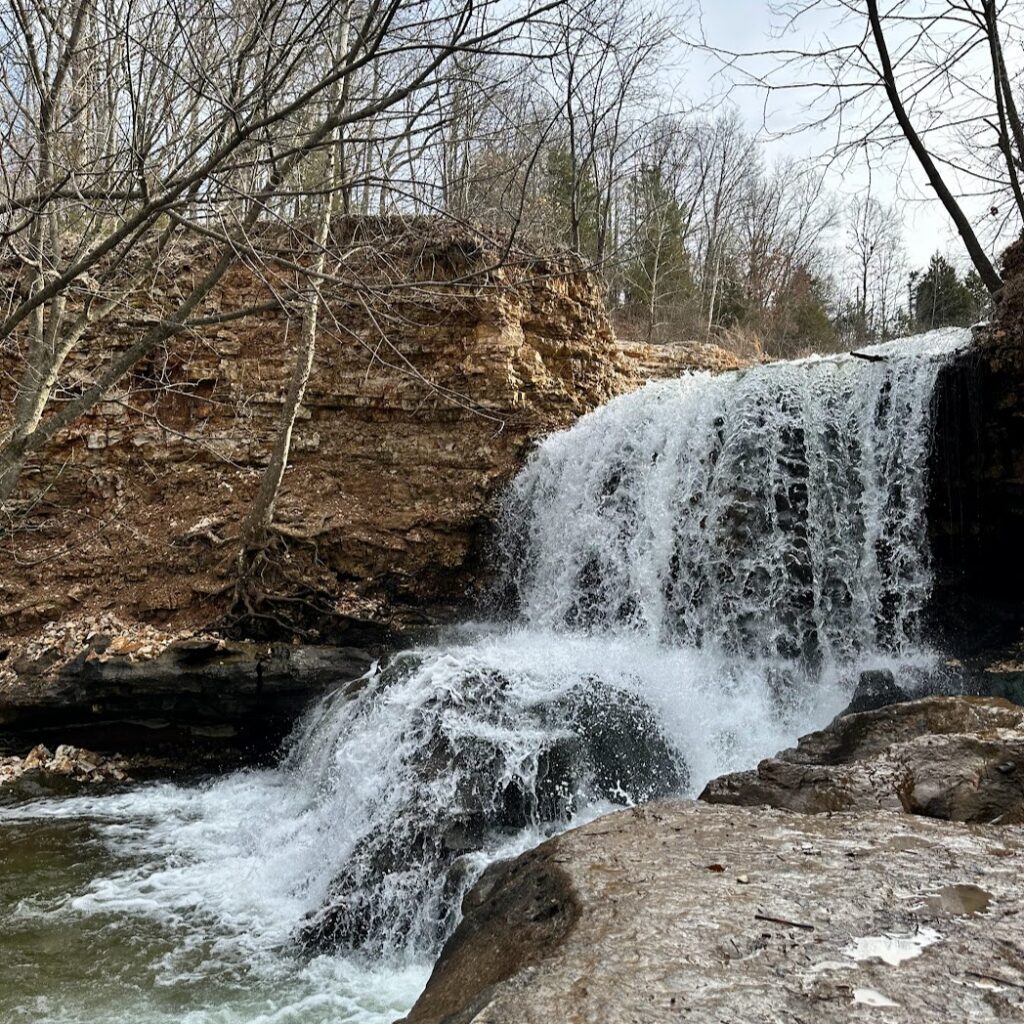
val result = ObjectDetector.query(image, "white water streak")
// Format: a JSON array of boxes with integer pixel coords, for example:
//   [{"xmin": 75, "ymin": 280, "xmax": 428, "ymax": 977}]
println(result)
[
  {"xmin": 0, "ymin": 329, "xmax": 970, "ymax": 1019},
  {"xmin": 501, "ymin": 328, "xmax": 967, "ymax": 661}
]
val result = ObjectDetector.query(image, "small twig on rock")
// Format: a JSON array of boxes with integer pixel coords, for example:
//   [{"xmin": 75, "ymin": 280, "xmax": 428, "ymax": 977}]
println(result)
[
  {"xmin": 965, "ymin": 970, "xmax": 1024, "ymax": 990},
  {"xmin": 754, "ymin": 913, "xmax": 815, "ymax": 931}
]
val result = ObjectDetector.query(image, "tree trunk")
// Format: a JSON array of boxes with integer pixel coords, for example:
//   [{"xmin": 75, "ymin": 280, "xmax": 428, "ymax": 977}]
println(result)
[
  {"xmin": 982, "ymin": 0, "xmax": 1024, "ymax": 224},
  {"xmin": 236, "ymin": 5, "xmax": 349, "ymax": 563},
  {"xmin": 866, "ymin": 0, "xmax": 1002, "ymax": 294},
  {"xmin": 236, "ymin": 261, "xmax": 325, "ymax": 556}
]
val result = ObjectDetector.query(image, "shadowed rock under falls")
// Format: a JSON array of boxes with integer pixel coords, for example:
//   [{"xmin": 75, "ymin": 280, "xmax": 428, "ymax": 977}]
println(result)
[
  {"xmin": 287, "ymin": 328, "xmax": 969, "ymax": 958},
  {"xmin": 296, "ymin": 660, "xmax": 685, "ymax": 954}
]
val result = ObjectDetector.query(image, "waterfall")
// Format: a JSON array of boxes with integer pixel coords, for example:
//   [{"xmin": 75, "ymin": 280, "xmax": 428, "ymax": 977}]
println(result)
[
  {"xmin": 9, "ymin": 329, "xmax": 969, "ymax": 1014},
  {"xmin": 499, "ymin": 328, "xmax": 966, "ymax": 660},
  {"xmin": 283, "ymin": 326, "xmax": 968, "ymax": 958}
]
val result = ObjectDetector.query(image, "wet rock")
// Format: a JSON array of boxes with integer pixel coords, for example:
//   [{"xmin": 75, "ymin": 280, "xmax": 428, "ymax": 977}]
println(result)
[
  {"xmin": 405, "ymin": 851, "xmax": 580, "ymax": 1024},
  {"xmin": 299, "ymin": 676, "xmax": 686, "ymax": 954},
  {"xmin": 1, "ymin": 742, "xmax": 129, "ymax": 795},
  {"xmin": 546, "ymin": 682, "xmax": 688, "ymax": 803},
  {"xmin": 402, "ymin": 801, "xmax": 1024, "ymax": 1023},
  {"xmin": 841, "ymin": 668, "xmax": 909, "ymax": 715},
  {"xmin": 700, "ymin": 696, "xmax": 1024, "ymax": 824},
  {"xmin": 927, "ymin": 271, "xmax": 1024, "ymax": 668},
  {"xmin": 0, "ymin": 633, "xmax": 372, "ymax": 767}
]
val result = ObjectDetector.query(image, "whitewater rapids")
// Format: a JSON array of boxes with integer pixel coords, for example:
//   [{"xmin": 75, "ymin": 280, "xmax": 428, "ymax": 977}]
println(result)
[{"xmin": 0, "ymin": 328, "xmax": 969, "ymax": 1023}]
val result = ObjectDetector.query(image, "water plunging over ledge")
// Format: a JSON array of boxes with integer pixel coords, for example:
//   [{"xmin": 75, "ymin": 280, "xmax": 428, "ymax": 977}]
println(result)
[{"xmin": 0, "ymin": 328, "xmax": 969, "ymax": 1024}]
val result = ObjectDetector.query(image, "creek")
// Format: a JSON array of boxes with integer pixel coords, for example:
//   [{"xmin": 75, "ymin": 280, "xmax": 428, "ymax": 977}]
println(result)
[{"xmin": 0, "ymin": 328, "xmax": 968, "ymax": 1023}]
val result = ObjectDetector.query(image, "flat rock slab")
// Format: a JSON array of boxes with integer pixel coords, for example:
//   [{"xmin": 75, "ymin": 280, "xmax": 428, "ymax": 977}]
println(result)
[{"xmin": 404, "ymin": 801, "xmax": 1024, "ymax": 1023}]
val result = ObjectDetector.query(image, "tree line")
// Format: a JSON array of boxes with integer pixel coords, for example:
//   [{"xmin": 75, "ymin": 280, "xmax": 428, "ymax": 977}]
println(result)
[{"xmin": 0, "ymin": 0, "xmax": 1018, "ymax": 578}]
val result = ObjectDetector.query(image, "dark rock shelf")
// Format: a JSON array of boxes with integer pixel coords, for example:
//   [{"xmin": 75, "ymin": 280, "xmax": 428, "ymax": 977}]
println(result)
[{"xmin": 0, "ymin": 637, "xmax": 372, "ymax": 768}]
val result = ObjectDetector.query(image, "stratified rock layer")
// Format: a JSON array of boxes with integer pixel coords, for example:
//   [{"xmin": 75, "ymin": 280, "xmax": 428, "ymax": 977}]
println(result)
[
  {"xmin": 0, "ymin": 627, "xmax": 371, "ymax": 763},
  {"xmin": 0, "ymin": 221, "xmax": 742, "ymax": 641},
  {"xmin": 701, "ymin": 696, "xmax": 1024, "ymax": 824},
  {"xmin": 404, "ymin": 801, "xmax": 1024, "ymax": 1024}
]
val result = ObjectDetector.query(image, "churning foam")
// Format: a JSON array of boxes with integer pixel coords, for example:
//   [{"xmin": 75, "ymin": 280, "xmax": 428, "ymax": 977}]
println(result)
[{"xmin": 1, "ymin": 328, "xmax": 970, "ymax": 1019}]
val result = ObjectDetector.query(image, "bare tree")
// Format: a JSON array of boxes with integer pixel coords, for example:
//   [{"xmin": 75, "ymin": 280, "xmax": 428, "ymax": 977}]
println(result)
[
  {"xmin": 237, "ymin": 4, "xmax": 352, "ymax": 570},
  {"xmin": 703, "ymin": 1, "xmax": 1024, "ymax": 295},
  {"xmin": 846, "ymin": 192, "xmax": 906, "ymax": 341},
  {"xmin": 690, "ymin": 110, "xmax": 759, "ymax": 337},
  {"xmin": 0, "ymin": 0, "xmax": 564, "ymax": 506},
  {"xmin": 543, "ymin": 0, "xmax": 677, "ymax": 265},
  {"xmin": 863, "ymin": 0, "xmax": 1001, "ymax": 292}
]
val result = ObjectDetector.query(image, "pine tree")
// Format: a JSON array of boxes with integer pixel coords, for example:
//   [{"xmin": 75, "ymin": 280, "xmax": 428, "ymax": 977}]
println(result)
[
  {"xmin": 914, "ymin": 253, "xmax": 985, "ymax": 329},
  {"xmin": 624, "ymin": 164, "xmax": 693, "ymax": 339},
  {"xmin": 545, "ymin": 145, "xmax": 600, "ymax": 259}
]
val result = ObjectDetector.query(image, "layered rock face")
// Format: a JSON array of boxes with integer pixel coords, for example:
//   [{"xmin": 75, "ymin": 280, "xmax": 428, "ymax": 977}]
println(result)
[
  {"xmin": 0, "ymin": 221, "xmax": 741, "ymax": 643},
  {"xmin": 0, "ymin": 221, "xmax": 741, "ymax": 758}
]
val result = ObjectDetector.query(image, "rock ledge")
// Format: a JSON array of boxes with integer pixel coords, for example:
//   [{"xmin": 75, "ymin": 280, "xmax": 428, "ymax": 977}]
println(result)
[
  {"xmin": 404, "ymin": 801, "xmax": 1024, "ymax": 1023},
  {"xmin": 701, "ymin": 696, "xmax": 1024, "ymax": 824}
]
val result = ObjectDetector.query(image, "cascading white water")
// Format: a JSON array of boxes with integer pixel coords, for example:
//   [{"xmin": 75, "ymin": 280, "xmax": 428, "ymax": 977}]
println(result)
[
  {"xmin": 277, "ymin": 327, "xmax": 967, "ymax": 960},
  {"xmin": 499, "ymin": 328, "xmax": 967, "ymax": 660},
  {"xmin": 0, "ymin": 328, "xmax": 969, "ymax": 1024}
]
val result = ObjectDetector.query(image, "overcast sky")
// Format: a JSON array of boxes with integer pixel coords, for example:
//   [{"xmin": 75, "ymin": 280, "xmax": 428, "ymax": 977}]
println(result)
[{"xmin": 677, "ymin": 1, "xmax": 971, "ymax": 270}]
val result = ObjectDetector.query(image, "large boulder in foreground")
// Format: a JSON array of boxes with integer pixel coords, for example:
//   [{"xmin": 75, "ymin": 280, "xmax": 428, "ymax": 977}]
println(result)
[
  {"xmin": 403, "ymin": 801, "xmax": 1024, "ymax": 1023},
  {"xmin": 700, "ymin": 696, "xmax": 1024, "ymax": 824}
]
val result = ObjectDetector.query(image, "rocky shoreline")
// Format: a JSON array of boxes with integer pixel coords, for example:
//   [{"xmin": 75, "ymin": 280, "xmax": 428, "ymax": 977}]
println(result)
[
  {"xmin": 1, "ymin": 742, "xmax": 129, "ymax": 793},
  {"xmin": 0, "ymin": 615, "xmax": 373, "ymax": 770},
  {"xmin": 404, "ymin": 696, "xmax": 1024, "ymax": 1023}
]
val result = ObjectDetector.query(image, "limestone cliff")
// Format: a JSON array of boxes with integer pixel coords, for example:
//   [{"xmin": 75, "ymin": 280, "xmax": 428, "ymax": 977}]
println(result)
[{"xmin": 0, "ymin": 221, "xmax": 741, "ymax": 644}]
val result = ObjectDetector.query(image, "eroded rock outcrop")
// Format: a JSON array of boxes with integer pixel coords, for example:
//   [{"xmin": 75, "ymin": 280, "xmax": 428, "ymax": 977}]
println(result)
[
  {"xmin": 299, "ymin": 676, "xmax": 686, "ymax": 954},
  {"xmin": 403, "ymin": 801, "xmax": 1024, "ymax": 1023},
  {"xmin": 0, "ymin": 222, "xmax": 744, "ymax": 761},
  {"xmin": 700, "ymin": 696, "xmax": 1024, "ymax": 824},
  {"xmin": 0, "ymin": 221, "xmax": 742, "ymax": 644},
  {"xmin": 0, "ymin": 615, "xmax": 371, "ymax": 764}
]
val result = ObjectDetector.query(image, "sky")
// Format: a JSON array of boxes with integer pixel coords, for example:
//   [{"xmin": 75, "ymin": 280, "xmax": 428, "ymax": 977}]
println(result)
[{"xmin": 676, "ymin": 0, "xmax": 973, "ymax": 270}]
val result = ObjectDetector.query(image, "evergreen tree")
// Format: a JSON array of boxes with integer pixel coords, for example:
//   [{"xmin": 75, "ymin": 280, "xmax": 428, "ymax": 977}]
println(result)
[
  {"xmin": 914, "ymin": 253, "xmax": 985, "ymax": 329},
  {"xmin": 623, "ymin": 163, "xmax": 694, "ymax": 338},
  {"xmin": 772, "ymin": 266, "xmax": 837, "ymax": 356},
  {"xmin": 963, "ymin": 270, "xmax": 992, "ymax": 323},
  {"xmin": 544, "ymin": 145, "xmax": 600, "ymax": 259}
]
